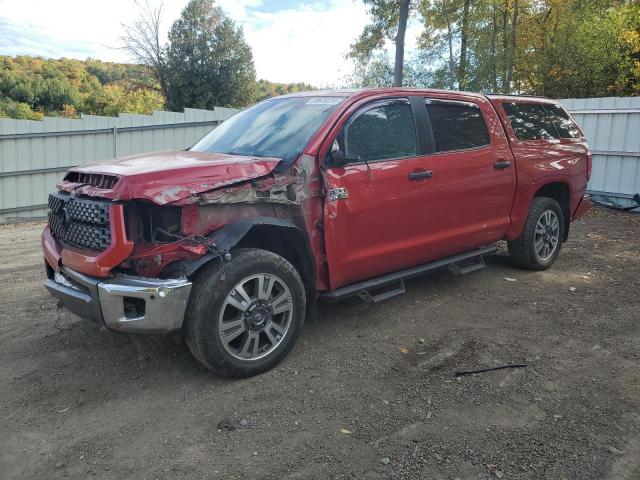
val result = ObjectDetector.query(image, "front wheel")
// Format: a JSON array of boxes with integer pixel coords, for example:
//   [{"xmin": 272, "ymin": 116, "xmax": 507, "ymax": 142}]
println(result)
[
  {"xmin": 508, "ymin": 197, "xmax": 564, "ymax": 270},
  {"xmin": 184, "ymin": 248, "xmax": 306, "ymax": 378}
]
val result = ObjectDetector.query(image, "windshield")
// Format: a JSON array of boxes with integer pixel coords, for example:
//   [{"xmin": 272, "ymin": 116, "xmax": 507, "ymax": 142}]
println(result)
[{"xmin": 190, "ymin": 96, "xmax": 344, "ymax": 165}]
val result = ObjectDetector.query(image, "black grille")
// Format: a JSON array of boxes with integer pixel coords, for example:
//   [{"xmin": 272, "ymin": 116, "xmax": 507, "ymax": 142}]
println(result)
[{"xmin": 48, "ymin": 193, "xmax": 112, "ymax": 252}]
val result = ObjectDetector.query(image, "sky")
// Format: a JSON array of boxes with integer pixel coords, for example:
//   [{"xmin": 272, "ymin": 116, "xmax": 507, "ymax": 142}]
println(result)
[{"xmin": 0, "ymin": 0, "xmax": 421, "ymax": 86}]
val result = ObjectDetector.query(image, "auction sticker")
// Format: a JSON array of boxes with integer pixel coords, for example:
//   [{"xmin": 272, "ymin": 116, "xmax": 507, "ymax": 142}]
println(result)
[{"xmin": 305, "ymin": 97, "xmax": 343, "ymax": 105}]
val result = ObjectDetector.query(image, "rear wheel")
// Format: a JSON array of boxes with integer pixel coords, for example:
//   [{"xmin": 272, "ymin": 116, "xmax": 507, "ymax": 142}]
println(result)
[
  {"xmin": 184, "ymin": 248, "xmax": 306, "ymax": 378},
  {"xmin": 508, "ymin": 197, "xmax": 564, "ymax": 270}
]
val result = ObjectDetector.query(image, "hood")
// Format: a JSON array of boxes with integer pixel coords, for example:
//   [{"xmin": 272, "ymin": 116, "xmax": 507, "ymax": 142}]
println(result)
[{"xmin": 57, "ymin": 150, "xmax": 282, "ymax": 204}]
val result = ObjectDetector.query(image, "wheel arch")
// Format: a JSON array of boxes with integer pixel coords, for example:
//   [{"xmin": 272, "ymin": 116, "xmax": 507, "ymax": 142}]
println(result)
[
  {"xmin": 233, "ymin": 222, "xmax": 316, "ymax": 296},
  {"xmin": 172, "ymin": 217, "xmax": 316, "ymax": 297},
  {"xmin": 534, "ymin": 182, "xmax": 571, "ymax": 242}
]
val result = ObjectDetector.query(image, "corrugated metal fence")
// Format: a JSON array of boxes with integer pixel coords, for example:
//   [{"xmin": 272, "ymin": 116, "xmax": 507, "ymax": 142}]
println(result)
[
  {"xmin": 559, "ymin": 97, "xmax": 640, "ymax": 209},
  {"xmin": 0, "ymin": 107, "xmax": 239, "ymax": 222},
  {"xmin": 1, "ymin": 97, "xmax": 639, "ymax": 222}
]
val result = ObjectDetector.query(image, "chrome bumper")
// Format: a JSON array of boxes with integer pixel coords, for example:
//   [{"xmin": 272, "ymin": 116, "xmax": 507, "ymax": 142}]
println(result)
[{"xmin": 45, "ymin": 265, "xmax": 192, "ymax": 334}]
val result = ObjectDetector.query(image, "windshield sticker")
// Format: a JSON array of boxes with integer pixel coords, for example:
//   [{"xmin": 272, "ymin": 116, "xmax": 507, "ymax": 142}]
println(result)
[{"xmin": 305, "ymin": 97, "xmax": 342, "ymax": 105}]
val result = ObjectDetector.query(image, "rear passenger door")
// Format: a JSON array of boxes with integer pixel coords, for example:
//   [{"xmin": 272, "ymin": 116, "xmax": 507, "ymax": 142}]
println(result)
[{"xmin": 421, "ymin": 96, "xmax": 516, "ymax": 254}]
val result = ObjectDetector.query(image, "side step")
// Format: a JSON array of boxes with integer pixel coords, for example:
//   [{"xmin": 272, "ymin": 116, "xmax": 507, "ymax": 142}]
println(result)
[
  {"xmin": 357, "ymin": 279, "xmax": 406, "ymax": 305},
  {"xmin": 320, "ymin": 245, "xmax": 497, "ymax": 304},
  {"xmin": 448, "ymin": 254, "xmax": 486, "ymax": 275}
]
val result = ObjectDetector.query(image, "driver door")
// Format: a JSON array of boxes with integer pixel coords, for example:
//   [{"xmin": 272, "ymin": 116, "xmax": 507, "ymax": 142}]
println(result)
[{"xmin": 322, "ymin": 97, "xmax": 437, "ymax": 289}]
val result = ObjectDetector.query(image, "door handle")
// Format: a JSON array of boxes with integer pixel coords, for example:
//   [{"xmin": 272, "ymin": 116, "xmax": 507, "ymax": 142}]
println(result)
[
  {"xmin": 408, "ymin": 170, "xmax": 433, "ymax": 181},
  {"xmin": 494, "ymin": 160, "xmax": 512, "ymax": 170}
]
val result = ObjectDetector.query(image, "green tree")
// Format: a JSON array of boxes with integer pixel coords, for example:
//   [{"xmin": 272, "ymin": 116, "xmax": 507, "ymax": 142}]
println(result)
[
  {"xmin": 11, "ymin": 102, "xmax": 34, "ymax": 119},
  {"xmin": 10, "ymin": 102, "xmax": 39, "ymax": 120},
  {"xmin": 83, "ymin": 82, "xmax": 165, "ymax": 116},
  {"xmin": 345, "ymin": 52, "xmax": 395, "ymax": 87},
  {"xmin": 120, "ymin": 1, "xmax": 170, "ymax": 99},
  {"xmin": 164, "ymin": 0, "xmax": 256, "ymax": 109},
  {"xmin": 0, "ymin": 55, "xmax": 164, "ymax": 119},
  {"xmin": 255, "ymin": 80, "xmax": 316, "ymax": 101},
  {"xmin": 348, "ymin": 0, "xmax": 640, "ymax": 97},
  {"xmin": 351, "ymin": 0, "xmax": 414, "ymax": 87},
  {"xmin": 345, "ymin": 50, "xmax": 439, "ymax": 88}
]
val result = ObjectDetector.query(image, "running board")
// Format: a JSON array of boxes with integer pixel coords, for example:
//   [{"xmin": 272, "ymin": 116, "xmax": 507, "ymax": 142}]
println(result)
[
  {"xmin": 357, "ymin": 279, "xmax": 406, "ymax": 305},
  {"xmin": 320, "ymin": 245, "xmax": 497, "ymax": 304},
  {"xmin": 448, "ymin": 254, "xmax": 486, "ymax": 275}
]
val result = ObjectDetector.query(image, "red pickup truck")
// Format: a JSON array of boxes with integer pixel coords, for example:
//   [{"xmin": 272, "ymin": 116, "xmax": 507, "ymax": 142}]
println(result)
[{"xmin": 43, "ymin": 88, "xmax": 591, "ymax": 377}]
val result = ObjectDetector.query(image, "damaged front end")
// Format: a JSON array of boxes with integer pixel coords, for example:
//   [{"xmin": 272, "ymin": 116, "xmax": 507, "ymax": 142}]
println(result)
[
  {"xmin": 42, "ymin": 151, "xmax": 324, "ymax": 334},
  {"xmin": 43, "ymin": 94, "xmax": 346, "ymax": 338},
  {"xmin": 117, "ymin": 166, "xmax": 310, "ymax": 279}
]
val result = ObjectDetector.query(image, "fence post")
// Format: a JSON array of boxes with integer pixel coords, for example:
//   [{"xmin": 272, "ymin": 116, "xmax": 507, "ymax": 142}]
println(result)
[{"xmin": 113, "ymin": 126, "xmax": 118, "ymax": 158}]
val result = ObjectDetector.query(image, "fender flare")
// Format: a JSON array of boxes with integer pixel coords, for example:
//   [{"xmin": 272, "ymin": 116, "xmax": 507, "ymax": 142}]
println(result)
[
  {"xmin": 172, "ymin": 217, "xmax": 313, "ymax": 280},
  {"xmin": 210, "ymin": 216, "xmax": 300, "ymax": 253},
  {"xmin": 506, "ymin": 179, "xmax": 573, "ymax": 242}
]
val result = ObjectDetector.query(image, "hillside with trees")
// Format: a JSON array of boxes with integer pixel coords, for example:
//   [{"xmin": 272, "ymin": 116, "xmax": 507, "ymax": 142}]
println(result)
[
  {"xmin": 0, "ymin": 56, "xmax": 163, "ymax": 120},
  {"xmin": 120, "ymin": 0, "xmax": 316, "ymax": 115},
  {"xmin": 0, "ymin": 0, "xmax": 317, "ymax": 120},
  {"xmin": 0, "ymin": 55, "xmax": 315, "ymax": 120},
  {"xmin": 255, "ymin": 80, "xmax": 316, "ymax": 101}
]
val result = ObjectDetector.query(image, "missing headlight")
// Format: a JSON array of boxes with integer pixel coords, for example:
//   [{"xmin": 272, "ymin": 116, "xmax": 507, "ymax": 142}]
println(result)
[{"xmin": 136, "ymin": 204, "xmax": 182, "ymax": 243}]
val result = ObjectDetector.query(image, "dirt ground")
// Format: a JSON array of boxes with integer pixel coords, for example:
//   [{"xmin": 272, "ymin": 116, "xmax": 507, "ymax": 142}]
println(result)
[{"xmin": 0, "ymin": 207, "xmax": 639, "ymax": 480}]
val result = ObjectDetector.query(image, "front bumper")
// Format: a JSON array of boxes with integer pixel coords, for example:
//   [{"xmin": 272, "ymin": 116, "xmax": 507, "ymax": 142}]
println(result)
[{"xmin": 44, "ymin": 264, "xmax": 192, "ymax": 334}]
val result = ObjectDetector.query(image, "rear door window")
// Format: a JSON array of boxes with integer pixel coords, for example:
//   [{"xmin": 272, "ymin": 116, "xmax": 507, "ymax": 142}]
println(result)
[
  {"xmin": 425, "ymin": 99, "xmax": 490, "ymax": 153},
  {"xmin": 502, "ymin": 102, "xmax": 557, "ymax": 140},
  {"xmin": 346, "ymin": 98, "xmax": 418, "ymax": 162},
  {"xmin": 544, "ymin": 104, "xmax": 581, "ymax": 138}
]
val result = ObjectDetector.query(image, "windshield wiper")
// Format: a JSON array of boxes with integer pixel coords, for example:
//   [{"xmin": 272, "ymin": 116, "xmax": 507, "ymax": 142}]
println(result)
[{"xmin": 223, "ymin": 151, "xmax": 270, "ymax": 158}]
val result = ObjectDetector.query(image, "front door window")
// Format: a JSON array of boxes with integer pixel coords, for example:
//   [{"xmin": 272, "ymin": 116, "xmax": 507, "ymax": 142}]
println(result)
[{"xmin": 345, "ymin": 99, "xmax": 418, "ymax": 163}]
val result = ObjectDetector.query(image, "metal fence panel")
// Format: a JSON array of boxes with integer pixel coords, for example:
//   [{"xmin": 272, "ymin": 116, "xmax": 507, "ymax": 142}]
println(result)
[
  {"xmin": 0, "ymin": 107, "xmax": 238, "ymax": 222},
  {"xmin": 2, "ymin": 97, "xmax": 639, "ymax": 222},
  {"xmin": 560, "ymin": 97, "xmax": 640, "ymax": 208}
]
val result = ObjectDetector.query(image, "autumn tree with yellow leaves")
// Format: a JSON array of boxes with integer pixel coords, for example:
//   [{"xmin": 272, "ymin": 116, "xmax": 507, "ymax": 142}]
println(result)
[{"xmin": 350, "ymin": 0, "xmax": 640, "ymax": 97}]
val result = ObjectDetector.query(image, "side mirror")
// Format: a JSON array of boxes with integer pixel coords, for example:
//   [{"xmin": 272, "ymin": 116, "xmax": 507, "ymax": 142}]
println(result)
[
  {"xmin": 326, "ymin": 136, "xmax": 360, "ymax": 167},
  {"xmin": 328, "ymin": 148, "xmax": 361, "ymax": 167},
  {"xmin": 330, "ymin": 149, "xmax": 349, "ymax": 167}
]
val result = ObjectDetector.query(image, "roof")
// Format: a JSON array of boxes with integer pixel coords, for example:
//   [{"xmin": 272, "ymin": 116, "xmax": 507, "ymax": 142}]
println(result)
[
  {"xmin": 275, "ymin": 88, "xmax": 560, "ymax": 105},
  {"xmin": 486, "ymin": 94, "xmax": 559, "ymax": 104},
  {"xmin": 275, "ymin": 89, "xmax": 362, "ymax": 98},
  {"xmin": 277, "ymin": 87, "xmax": 489, "ymax": 101}
]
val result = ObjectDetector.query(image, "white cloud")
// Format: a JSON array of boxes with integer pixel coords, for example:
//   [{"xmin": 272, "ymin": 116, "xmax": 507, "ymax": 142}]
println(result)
[
  {"xmin": 0, "ymin": 0, "xmax": 188, "ymax": 62},
  {"xmin": 231, "ymin": 1, "xmax": 370, "ymax": 86},
  {"xmin": 0, "ymin": 0, "xmax": 421, "ymax": 86}
]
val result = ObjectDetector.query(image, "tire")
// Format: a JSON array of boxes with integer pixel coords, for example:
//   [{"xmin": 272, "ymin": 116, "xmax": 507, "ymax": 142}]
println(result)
[
  {"xmin": 508, "ymin": 197, "xmax": 564, "ymax": 271},
  {"xmin": 184, "ymin": 248, "xmax": 306, "ymax": 378}
]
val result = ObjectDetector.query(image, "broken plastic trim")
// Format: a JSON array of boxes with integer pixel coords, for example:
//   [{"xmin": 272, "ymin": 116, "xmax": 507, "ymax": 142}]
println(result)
[{"xmin": 165, "ymin": 217, "xmax": 303, "ymax": 278}]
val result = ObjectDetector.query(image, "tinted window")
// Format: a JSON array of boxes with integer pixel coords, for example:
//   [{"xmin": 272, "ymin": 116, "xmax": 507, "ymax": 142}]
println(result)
[
  {"xmin": 191, "ymin": 96, "xmax": 343, "ymax": 166},
  {"xmin": 502, "ymin": 102, "xmax": 557, "ymax": 140},
  {"xmin": 426, "ymin": 100, "xmax": 490, "ymax": 152},
  {"xmin": 346, "ymin": 99, "xmax": 417, "ymax": 162},
  {"xmin": 545, "ymin": 104, "xmax": 581, "ymax": 138}
]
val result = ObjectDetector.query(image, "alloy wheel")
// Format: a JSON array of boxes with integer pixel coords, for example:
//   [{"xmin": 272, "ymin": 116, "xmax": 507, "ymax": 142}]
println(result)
[
  {"xmin": 534, "ymin": 210, "xmax": 560, "ymax": 261},
  {"xmin": 217, "ymin": 273, "xmax": 293, "ymax": 361}
]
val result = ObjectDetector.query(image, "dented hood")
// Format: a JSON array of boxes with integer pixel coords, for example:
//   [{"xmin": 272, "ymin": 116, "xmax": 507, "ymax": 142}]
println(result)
[{"xmin": 58, "ymin": 150, "xmax": 282, "ymax": 204}]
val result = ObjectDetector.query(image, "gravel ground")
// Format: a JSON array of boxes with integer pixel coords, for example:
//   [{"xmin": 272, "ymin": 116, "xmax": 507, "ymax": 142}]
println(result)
[{"xmin": 0, "ymin": 207, "xmax": 639, "ymax": 480}]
